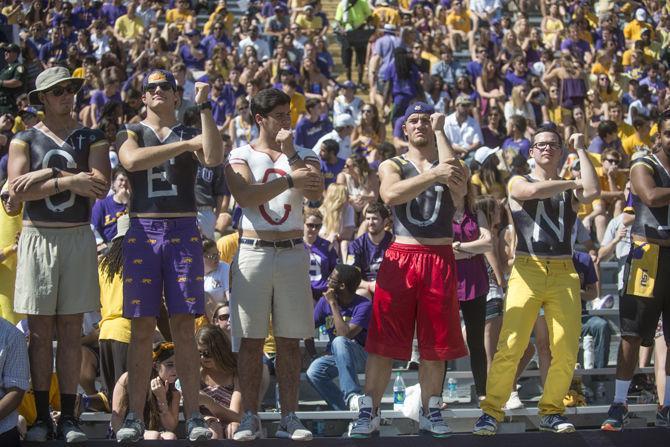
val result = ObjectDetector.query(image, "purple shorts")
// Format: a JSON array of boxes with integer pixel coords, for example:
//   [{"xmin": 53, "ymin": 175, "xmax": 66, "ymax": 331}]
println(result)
[{"xmin": 122, "ymin": 217, "xmax": 204, "ymax": 318}]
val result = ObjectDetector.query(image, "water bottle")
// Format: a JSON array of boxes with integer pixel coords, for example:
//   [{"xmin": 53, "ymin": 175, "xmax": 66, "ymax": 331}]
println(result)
[
  {"xmin": 447, "ymin": 378, "xmax": 458, "ymax": 400},
  {"xmin": 275, "ymin": 382, "xmax": 281, "ymax": 411},
  {"xmin": 393, "ymin": 372, "xmax": 406, "ymax": 411},
  {"xmin": 582, "ymin": 335, "xmax": 594, "ymax": 369},
  {"xmin": 319, "ymin": 324, "xmax": 329, "ymax": 342}
]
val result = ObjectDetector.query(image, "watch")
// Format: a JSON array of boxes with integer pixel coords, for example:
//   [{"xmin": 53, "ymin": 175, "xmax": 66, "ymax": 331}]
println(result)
[{"xmin": 197, "ymin": 102, "xmax": 212, "ymax": 111}]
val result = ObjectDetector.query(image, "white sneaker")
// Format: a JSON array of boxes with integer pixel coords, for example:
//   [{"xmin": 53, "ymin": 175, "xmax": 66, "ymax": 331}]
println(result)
[
  {"xmin": 348, "ymin": 396, "xmax": 380, "ymax": 438},
  {"xmin": 276, "ymin": 412, "xmax": 312, "ymax": 441},
  {"xmin": 419, "ymin": 396, "xmax": 452, "ymax": 438},
  {"xmin": 504, "ymin": 391, "xmax": 525, "ymax": 410},
  {"xmin": 348, "ymin": 394, "xmax": 363, "ymax": 412},
  {"xmin": 233, "ymin": 411, "xmax": 263, "ymax": 441}
]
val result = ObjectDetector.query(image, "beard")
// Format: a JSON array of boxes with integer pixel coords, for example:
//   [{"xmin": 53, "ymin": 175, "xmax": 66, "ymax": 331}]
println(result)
[{"xmin": 409, "ymin": 133, "xmax": 430, "ymax": 148}]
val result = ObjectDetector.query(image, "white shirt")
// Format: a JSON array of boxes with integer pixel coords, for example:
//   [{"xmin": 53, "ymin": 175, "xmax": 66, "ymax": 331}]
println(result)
[
  {"xmin": 238, "ymin": 37, "xmax": 271, "ymax": 60},
  {"xmin": 443, "ymin": 112, "xmax": 483, "ymax": 150},
  {"xmin": 205, "ymin": 261, "xmax": 230, "ymax": 303},
  {"xmin": 627, "ymin": 99, "xmax": 650, "ymax": 125},
  {"xmin": 227, "ymin": 144, "xmax": 320, "ymax": 232},
  {"xmin": 470, "ymin": 0, "xmax": 502, "ymax": 14},
  {"xmin": 312, "ymin": 129, "xmax": 351, "ymax": 160},
  {"xmin": 333, "ymin": 96, "xmax": 362, "ymax": 124},
  {"xmin": 601, "ymin": 214, "xmax": 632, "ymax": 290}
]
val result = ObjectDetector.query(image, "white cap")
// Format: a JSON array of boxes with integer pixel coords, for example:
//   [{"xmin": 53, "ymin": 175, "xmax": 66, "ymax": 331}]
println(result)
[
  {"xmin": 474, "ymin": 146, "xmax": 499, "ymax": 165},
  {"xmin": 334, "ymin": 113, "xmax": 355, "ymax": 128},
  {"xmin": 635, "ymin": 8, "xmax": 647, "ymax": 21}
]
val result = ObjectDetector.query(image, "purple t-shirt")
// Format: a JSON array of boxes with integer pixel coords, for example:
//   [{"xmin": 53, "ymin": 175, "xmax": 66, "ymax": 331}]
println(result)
[
  {"xmin": 502, "ymin": 136, "xmax": 531, "ymax": 159},
  {"xmin": 91, "ymin": 195, "xmax": 127, "ymax": 243},
  {"xmin": 179, "ymin": 43, "xmax": 206, "ymax": 70},
  {"xmin": 313, "ymin": 294, "xmax": 372, "ymax": 349},
  {"xmin": 452, "ymin": 209, "xmax": 488, "ymax": 301},
  {"xmin": 383, "ymin": 63, "xmax": 421, "ymax": 102},
  {"xmin": 90, "ymin": 90, "xmax": 122, "ymax": 121},
  {"xmin": 573, "ymin": 250, "xmax": 597, "ymax": 314},
  {"xmin": 373, "ymin": 35, "xmax": 400, "ymax": 81},
  {"xmin": 348, "ymin": 232, "xmax": 393, "ymax": 281},
  {"xmin": 295, "ymin": 116, "xmax": 333, "ymax": 150},
  {"xmin": 560, "ymin": 38, "xmax": 591, "ymax": 63},
  {"xmin": 306, "ymin": 236, "xmax": 339, "ymax": 299},
  {"xmin": 504, "ymin": 70, "xmax": 527, "ymax": 96},
  {"xmin": 101, "ymin": 3, "xmax": 127, "ymax": 25},
  {"xmin": 320, "ymin": 158, "xmax": 345, "ymax": 188}
]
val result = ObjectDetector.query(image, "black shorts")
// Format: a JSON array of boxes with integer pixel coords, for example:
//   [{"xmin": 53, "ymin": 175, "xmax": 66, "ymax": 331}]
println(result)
[
  {"xmin": 620, "ymin": 245, "xmax": 670, "ymax": 347},
  {"xmin": 99, "ymin": 339, "xmax": 129, "ymax": 395}
]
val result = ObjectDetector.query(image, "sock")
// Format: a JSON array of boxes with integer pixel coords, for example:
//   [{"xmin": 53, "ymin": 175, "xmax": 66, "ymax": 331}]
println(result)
[
  {"xmin": 34, "ymin": 390, "xmax": 51, "ymax": 422},
  {"xmin": 60, "ymin": 393, "xmax": 77, "ymax": 419},
  {"xmin": 664, "ymin": 376, "xmax": 670, "ymax": 407},
  {"xmin": 613, "ymin": 379, "xmax": 631, "ymax": 404}
]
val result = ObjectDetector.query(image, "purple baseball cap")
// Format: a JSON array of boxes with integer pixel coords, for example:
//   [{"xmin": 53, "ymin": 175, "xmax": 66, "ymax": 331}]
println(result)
[{"xmin": 142, "ymin": 69, "xmax": 177, "ymax": 91}]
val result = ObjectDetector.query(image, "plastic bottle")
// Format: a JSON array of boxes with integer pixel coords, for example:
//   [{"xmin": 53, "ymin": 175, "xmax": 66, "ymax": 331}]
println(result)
[
  {"xmin": 319, "ymin": 324, "xmax": 329, "ymax": 342},
  {"xmin": 393, "ymin": 372, "xmax": 406, "ymax": 411},
  {"xmin": 447, "ymin": 378, "xmax": 458, "ymax": 400},
  {"xmin": 583, "ymin": 335, "xmax": 594, "ymax": 369}
]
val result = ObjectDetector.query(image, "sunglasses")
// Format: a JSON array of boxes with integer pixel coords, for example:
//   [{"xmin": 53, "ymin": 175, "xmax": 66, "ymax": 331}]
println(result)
[
  {"xmin": 216, "ymin": 313, "xmax": 230, "ymax": 322},
  {"xmin": 47, "ymin": 83, "xmax": 79, "ymax": 97},
  {"xmin": 199, "ymin": 350, "xmax": 211, "ymax": 358},
  {"xmin": 604, "ymin": 158, "xmax": 620, "ymax": 164},
  {"xmin": 306, "ymin": 223, "xmax": 322, "ymax": 229},
  {"xmin": 144, "ymin": 82, "xmax": 174, "ymax": 93}
]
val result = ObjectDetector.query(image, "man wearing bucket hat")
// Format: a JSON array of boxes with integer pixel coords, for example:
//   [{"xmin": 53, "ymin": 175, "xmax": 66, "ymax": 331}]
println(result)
[
  {"xmin": 350, "ymin": 103, "xmax": 468, "ymax": 438},
  {"xmin": 114, "ymin": 69, "xmax": 223, "ymax": 442},
  {"xmin": 7, "ymin": 66, "xmax": 111, "ymax": 442}
]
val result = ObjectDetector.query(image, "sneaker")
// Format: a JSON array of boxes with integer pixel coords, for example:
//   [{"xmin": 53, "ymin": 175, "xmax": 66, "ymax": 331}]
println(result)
[
  {"xmin": 186, "ymin": 412, "xmax": 212, "ymax": 441},
  {"xmin": 348, "ymin": 394, "xmax": 363, "ymax": 412},
  {"xmin": 601, "ymin": 403, "xmax": 628, "ymax": 432},
  {"xmin": 539, "ymin": 414, "xmax": 575, "ymax": 433},
  {"xmin": 276, "ymin": 412, "xmax": 313, "ymax": 441},
  {"xmin": 233, "ymin": 411, "xmax": 263, "ymax": 441},
  {"xmin": 116, "ymin": 412, "xmax": 145, "ymax": 443},
  {"xmin": 504, "ymin": 391, "xmax": 525, "ymax": 410},
  {"xmin": 26, "ymin": 418, "xmax": 55, "ymax": 442},
  {"xmin": 473, "ymin": 413, "xmax": 497, "ymax": 436},
  {"xmin": 57, "ymin": 416, "xmax": 87, "ymax": 443},
  {"xmin": 348, "ymin": 396, "xmax": 380, "ymax": 438},
  {"xmin": 656, "ymin": 406, "xmax": 670, "ymax": 427},
  {"xmin": 419, "ymin": 396, "xmax": 452, "ymax": 438}
]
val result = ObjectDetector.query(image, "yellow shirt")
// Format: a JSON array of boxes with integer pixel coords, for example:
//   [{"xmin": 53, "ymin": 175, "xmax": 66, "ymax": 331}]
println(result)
[
  {"xmin": 623, "ymin": 19, "xmax": 654, "ymax": 42},
  {"xmin": 0, "ymin": 192, "xmax": 23, "ymax": 324},
  {"xmin": 471, "ymin": 172, "xmax": 507, "ymax": 200},
  {"xmin": 372, "ymin": 6, "xmax": 400, "ymax": 27},
  {"xmin": 98, "ymin": 267, "xmax": 131, "ymax": 343},
  {"xmin": 622, "ymin": 47, "xmax": 654, "ymax": 67},
  {"xmin": 446, "ymin": 11, "xmax": 472, "ymax": 33},
  {"xmin": 217, "ymin": 232, "xmax": 239, "ymax": 265},
  {"xmin": 204, "ymin": 6, "xmax": 234, "ymax": 35},
  {"xmin": 622, "ymin": 133, "xmax": 652, "ymax": 157},
  {"xmin": 166, "ymin": 8, "xmax": 194, "ymax": 32},
  {"xmin": 114, "ymin": 15, "xmax": 145, "ymax": 40},
  {"xmin": 295, "ymin": 14, "xmax": 323, "ymax": 32},
  {"xmin": 290, "ymin": 92, "xmax": 307, "ymax": 128},
  {"xmin": 617, "ymin": 121, "xmax": 635, "ymax": 140}
]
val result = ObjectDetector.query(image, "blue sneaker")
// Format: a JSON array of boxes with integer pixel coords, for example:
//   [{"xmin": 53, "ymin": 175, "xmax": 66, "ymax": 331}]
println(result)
[
  {"xmin": 540, "ymin": 414, "xmax": 575, "ymax": 433},
  {"xmin": 473, "ymin": 413, "xmax": 497, "ymax": 436},
  {"xmin": 601, "ymin": 403, "xmax": 628, "ymax": 432}
]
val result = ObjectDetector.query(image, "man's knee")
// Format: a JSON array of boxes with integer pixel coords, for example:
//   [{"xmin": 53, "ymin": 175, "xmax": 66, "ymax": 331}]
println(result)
[{"xmin": 331, "ymin": 336, "xmax": 350, "ymax": 353}]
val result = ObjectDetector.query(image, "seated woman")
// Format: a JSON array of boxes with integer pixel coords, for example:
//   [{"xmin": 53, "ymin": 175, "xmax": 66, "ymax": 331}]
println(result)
[
  {"xmin": 111, "ymin": 342, "xmax": 180, "ymax": 440},
  {"xmin": 197, "ymin": 325, "xmax": 241, "ymax": 439}
]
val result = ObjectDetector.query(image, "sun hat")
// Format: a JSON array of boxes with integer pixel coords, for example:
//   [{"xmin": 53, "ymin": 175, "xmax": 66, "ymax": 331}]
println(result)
[{"xmin": 29, "ymin": 66, "xmax": 84, "ymax": 105}]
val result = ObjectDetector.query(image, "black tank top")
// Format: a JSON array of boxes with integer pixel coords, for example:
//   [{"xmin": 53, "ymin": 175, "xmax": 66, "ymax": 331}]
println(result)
[
  {"xmin": 631, "ymin": 155, "xmax": 670, "ymax": 241},
  {"xmin": 13, "ymin": 127, "xmax": 107, "ymax": 223},
  {"xmin": 388, "ymin": 156, "xmax": 454, "ymax": 239},
  {"xmin": 511, "ymin": 175, "xmax": 576, "ymax": 257},
  {"xmin": 119, "ymin": 123, "xmax": 200, "ymax": 214}
]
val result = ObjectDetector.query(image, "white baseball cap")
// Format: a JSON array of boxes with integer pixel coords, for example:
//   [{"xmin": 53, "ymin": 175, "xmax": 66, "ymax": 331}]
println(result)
[
  {"xmin": 635, "ymin": 8, "xmax": 647, "ymax": 21},
  {"xmin": 474, "ymin": 146, "xmax": 499, "ymax": 165},
  {"xmin": 334, "ymin": 113, "xmax": 355, "ymax": 128}
]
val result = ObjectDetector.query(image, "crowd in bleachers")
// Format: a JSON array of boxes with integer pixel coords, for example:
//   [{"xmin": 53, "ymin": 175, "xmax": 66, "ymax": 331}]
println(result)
[{"xmin": 0, "ymin": 0, "xmax": 669, "ymax": 443}]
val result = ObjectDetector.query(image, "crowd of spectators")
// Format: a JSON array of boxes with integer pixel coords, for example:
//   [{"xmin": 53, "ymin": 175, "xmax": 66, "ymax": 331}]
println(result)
[{"xmin": 0, "ymin": 0, "xmax": 669, "ymax": 442}]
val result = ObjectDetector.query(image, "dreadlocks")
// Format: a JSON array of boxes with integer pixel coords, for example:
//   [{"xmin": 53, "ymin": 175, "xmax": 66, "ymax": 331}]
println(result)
[{"xmin": 99, "ymin": 238, "xmax": 124, "ymax": 282}]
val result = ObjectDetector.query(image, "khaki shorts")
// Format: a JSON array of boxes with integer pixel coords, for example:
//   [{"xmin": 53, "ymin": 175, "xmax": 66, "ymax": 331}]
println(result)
[
  {"xmin": 14, "ymin": 225, "xmax": 100, "ymax": 316},
  {"xmin": 230, "ymin": 242, "xmax": 313, "ymax": 340}
]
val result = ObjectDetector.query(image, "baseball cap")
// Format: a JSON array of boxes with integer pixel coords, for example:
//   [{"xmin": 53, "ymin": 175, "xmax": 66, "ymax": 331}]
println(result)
[
  {"xmin": 334, "ymin": 113, "xmax": 355, "ymax": 128},
  {"xmin": 341, "ymin": 80, "xmax": 356, "ymax": 90},
  {"xmin": 142, "ymin": 69, "xmax": 177, "ymax": 91},
  {"xmin": 455, "ymin": 94, "xmax": 473, "ymax": 106},
  {"xmin": 401, "ymin": 102, "xmax": 434, "ymax": 124},
  {"xmin": 635, "ymin": 8, "xmax": 647, "ymax": 21},
  {"xmin": 382, "ymin": 24, "xmax": 397, "ymax": 33},
  {"xmin": 185, "ymin": 29, "xmax": 201, "ymax": 37},
  {"xmin": 474, "ymin": 146, "xmax": 499, "ymax": 165},
  {"xmin": 3, "ymin": 43, "xmax": 20, "ymax": 53}
]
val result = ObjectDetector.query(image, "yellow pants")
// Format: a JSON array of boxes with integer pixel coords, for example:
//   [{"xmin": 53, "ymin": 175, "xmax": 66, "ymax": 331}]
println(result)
[{"xmin": 481, "ymin": 255, "xmax": 581, "ymax": 420}]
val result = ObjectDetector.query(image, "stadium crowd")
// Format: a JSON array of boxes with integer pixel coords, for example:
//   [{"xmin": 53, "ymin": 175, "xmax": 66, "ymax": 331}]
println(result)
[{"xmin": 0, "ymin": 0, "xmax": 669, "ymax": 444}]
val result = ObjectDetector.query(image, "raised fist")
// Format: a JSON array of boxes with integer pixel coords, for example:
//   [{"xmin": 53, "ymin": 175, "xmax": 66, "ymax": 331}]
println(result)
[
  {"xmin": 194, "ymin": 82, "xmax": 210, "ymax": 105},
  {"xmin": 430, "ymin": 113, "xmax": 446, "ymax": 131}
]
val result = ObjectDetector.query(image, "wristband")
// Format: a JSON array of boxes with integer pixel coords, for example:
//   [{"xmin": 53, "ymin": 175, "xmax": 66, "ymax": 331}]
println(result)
[
  {"xmin": 287, "ymin": 152, "xmax": 301, "ymax": 165},
  {"xmin": 197, "ymin": 101, "xmax": 212, "ymax": 111},
  {"xmin": 285, "ymin": 174, "xmax": 294, "ymax": 189}
]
